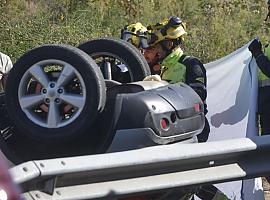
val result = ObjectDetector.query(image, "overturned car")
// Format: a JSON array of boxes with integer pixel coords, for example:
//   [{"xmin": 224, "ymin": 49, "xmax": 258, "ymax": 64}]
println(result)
[{"xmin": 0, "ymin": 38, "xmax": 204, "ymax": 164}]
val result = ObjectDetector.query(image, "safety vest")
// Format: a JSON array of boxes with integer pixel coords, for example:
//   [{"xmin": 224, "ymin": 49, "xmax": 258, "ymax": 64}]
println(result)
[
  {"xmin": 160, "ymin": 47, "xmax": 186, "ymax": 83},
  {"xmin": 258, "ymin": 45, "xmax": 270, "ymax": 87}
]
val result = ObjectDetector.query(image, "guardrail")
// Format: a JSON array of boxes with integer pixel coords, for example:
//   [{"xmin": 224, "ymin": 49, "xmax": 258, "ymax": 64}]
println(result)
[{"xmin": 9, "ymin": 135, "xmax": 270, "ymax": 200}]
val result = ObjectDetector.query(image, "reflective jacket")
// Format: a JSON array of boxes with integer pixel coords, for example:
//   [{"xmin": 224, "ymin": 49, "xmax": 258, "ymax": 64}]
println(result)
[
  {"xmin": 254, "ymin": 45, "xmax": 270, "ymax": 113},
  {"xmin": 160, "ymin": 47, "xmax": 208, "ymax": 114},
  {"xmin": 257, "ymin": 45, "xmax": 270, "ymax": 86}
]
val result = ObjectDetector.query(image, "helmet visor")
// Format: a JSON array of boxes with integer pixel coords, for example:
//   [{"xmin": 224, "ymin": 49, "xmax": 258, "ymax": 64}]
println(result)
[
  {"xmin": 139, "ymin": 36, "xmax": 149, "ymax": 48},
  {"xmin": 122, "ymin": 30, "xmax": 149, "ymax": 49},
  {"xmin": 122, "ymin": 32, "xmax": 133, "ymax": 42}
]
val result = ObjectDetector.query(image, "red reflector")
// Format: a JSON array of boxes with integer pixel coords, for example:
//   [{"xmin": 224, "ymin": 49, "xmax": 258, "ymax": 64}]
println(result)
[
  {"xmin": 160, "ymin": 118, "xmax": 169, "ymax": 130},
  {"xmin": 193, "ymin": 103, "xmax": 200, "ymax": 112}
]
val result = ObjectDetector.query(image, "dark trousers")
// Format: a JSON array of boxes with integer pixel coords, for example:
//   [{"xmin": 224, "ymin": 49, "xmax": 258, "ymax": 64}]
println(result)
[
  {"xmin": 258, "ymin": 86, "xmax": 270, "ymax": 135},
  {"xmin": 260, "ymin": 113, "xmax": 270, "ymax": 183},
  {"xmin": 258, "ymin": 89, "xmax": 270, "ymax": 182},
  {"xmin": 260, "ymin": 113, "xmax": 270, "ymax": 135},
  {"xmin": 196, "ymin": 185, "xmax": 219, "ymax": 199},
  {"xmin": 197, "ymin": 117, "xmax": 210, "ymax": 142}
]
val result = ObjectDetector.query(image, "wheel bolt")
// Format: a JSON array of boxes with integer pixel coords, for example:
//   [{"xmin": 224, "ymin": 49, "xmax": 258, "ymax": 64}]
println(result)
[
  {"xmin": 58, "ymin": 89, "xmax": 63, "ymax": 93},
  {"xmin": 42, "ymin": 89, "xmax": 47, "ymax": 94},
  {"xmin": 50, "ymin": 83, "xmax": 55, "ymax": 88},
  {"xmin": 45, "ymin": 98, "xmax": 50, "ymax": 103},
  {"xmin": 55, "ymin": 98, "xmax": 60, "ymax": 103}
]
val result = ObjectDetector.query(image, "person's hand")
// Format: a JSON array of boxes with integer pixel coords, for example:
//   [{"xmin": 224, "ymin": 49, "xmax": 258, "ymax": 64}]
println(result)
[
  {"xmin": 248, "ymin": 38, "xmax": 263, "ymax": 58},
  {"xmin": 143, "ymin": 74, "xmax": 162, "ymax": 81}
]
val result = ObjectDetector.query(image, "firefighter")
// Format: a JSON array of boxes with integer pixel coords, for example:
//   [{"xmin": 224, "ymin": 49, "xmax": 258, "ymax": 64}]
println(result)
[
  {"xmin": 248, "ymin": 0, "xmax": 270, "ymax": 136},
  {"xmin": 249, "ymin": 37, "xmax": 270, "ymax": 135},
  {"xmin": 248, "ymin": 0, "xmax": 270, "ymax": 196},
  {"xmin": 121, "ymin": 16, "xmax": 228, "ymax": 200},
  {"xmin": 122, "ymin": 16, "xmax": 209, "ymax": 142},
  {"xmin": 121, "ymin": 22, "xmax": 149, "ymax": 50}
]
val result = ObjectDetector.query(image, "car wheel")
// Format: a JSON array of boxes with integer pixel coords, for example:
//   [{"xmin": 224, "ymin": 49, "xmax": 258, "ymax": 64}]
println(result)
[
  {"xmin": 78, "ymin": 37, "xmax": 151, "ymax": 83},
  {"xmin": 78, "ymin": 38, "xmax": 151, "ymax": 153},
  {"xmin": 5, "ymin": 44, "xmax": 106, "ymax": 143}
]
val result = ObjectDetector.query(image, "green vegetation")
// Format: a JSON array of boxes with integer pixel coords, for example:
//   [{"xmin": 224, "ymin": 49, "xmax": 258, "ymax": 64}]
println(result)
[{"xmin": 0, "ymin": 0, "xmax": 269, "ymax": 63}]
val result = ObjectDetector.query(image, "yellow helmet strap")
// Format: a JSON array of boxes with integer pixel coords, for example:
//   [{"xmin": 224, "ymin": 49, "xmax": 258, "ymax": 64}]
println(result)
[
  {"xmin": 159, "ymin": 40, "xmax": 174, "ymax": 56},
  {"xmin": 159, "ymin": 38, "xmax": 183, "ymax": 54},
  {"xmin": 148, "ymin": 33, "xmax": 158, "ymax": 45}
]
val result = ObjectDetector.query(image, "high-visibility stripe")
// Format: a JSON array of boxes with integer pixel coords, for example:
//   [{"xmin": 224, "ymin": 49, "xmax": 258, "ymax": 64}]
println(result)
[
  {"xmin": 160, "ymin": 48, "xmax": 186, "ymax": 84},
  {"xmin": 259, "ymin": 79, "xmax": 270, "ymax": 87},
  {"xmin": 258, "ymin": 45, "xmax": 270, "ymax": 82}
]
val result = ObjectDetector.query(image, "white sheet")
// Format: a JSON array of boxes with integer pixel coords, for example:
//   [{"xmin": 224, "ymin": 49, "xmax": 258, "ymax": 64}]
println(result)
[{"xmin": 203, "ymin": 41, "xmax": 263, "ymax": 200}]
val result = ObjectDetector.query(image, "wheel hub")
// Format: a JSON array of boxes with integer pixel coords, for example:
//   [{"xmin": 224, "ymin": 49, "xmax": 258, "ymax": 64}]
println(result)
[
  {"xmin": 17, "ymin": 60, "xmax": 87, "ymax": 128},
  {"xmin": 47, "ymin": 88, "xmax": 56, "ymax": 98},
  {"xmin": 42, "ymin": 82, "xmax": 62, "ymax": 102}
]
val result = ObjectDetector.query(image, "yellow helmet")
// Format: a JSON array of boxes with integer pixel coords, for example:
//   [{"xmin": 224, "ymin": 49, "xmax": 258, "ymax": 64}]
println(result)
[
  {"xmin": 121, "ymin": 22, "xmax": 149, "ymax": 48},
  {"xmin": 147, "ymin": 16, "xmax": 187, "ymax": 46}
]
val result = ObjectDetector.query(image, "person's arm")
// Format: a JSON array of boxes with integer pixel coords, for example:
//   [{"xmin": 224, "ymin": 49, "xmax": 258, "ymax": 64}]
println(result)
[
  {"xmin": 182, "ymin": 56, "xmax": 207, "ymax": 102},
  {"xmin": 249, "ymin": 38, "xmax": 270, "ymax": 77},
  {"xmin": 255, "ymin": 53, "xmax": 270, "ymax": 78}
]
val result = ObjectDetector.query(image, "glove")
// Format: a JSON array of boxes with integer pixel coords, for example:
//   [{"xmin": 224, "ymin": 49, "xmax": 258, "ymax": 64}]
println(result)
[
  {"xmin": 143, "ymin": 74, "xmax": 162, "ymax": 81},
  {"xmin": 248, "ymin": 38, "xmax": 263, "ymax": 58}
]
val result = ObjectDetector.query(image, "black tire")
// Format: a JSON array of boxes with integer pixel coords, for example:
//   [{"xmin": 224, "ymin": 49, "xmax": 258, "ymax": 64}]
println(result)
[
  {"xmin": 78, "ymin": 38, "xmax": 151, "ymax": 152},
  {"xmin": 5, "ymin": 44, "xmax": 106, "ymax": 143},
  {"xmin": 78, "ymin": 37, "xmax": 151, "ymax": 82}
]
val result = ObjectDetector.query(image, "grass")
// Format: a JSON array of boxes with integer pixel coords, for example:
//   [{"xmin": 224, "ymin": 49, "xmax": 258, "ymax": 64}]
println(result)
[{"xmin": 0, "ymin": 0, "xmax": 269, "ymax": 63}]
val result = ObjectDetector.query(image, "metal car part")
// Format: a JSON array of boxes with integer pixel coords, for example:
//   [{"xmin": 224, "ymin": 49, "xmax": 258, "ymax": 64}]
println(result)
[{"xmin": 108, "ymin": 81, "xmax": 205, "ymax": 144}]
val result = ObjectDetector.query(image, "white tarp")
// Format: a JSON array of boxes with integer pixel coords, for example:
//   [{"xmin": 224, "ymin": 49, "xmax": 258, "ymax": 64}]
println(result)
[{"xmin": 204, "ymin": 42, "xmax": 263, "ymax": 200}]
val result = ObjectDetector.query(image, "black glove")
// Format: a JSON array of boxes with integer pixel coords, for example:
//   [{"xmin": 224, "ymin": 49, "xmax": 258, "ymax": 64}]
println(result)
[{"xmin": 248, "ymin": 38, "xmax": 263, "ymax": 58}]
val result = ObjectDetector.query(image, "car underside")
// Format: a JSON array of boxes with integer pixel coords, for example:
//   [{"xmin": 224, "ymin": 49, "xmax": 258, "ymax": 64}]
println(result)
[{"xmin": 0, "ymin": 37, "xmax": 205, "ymax": 200}]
